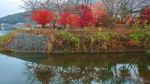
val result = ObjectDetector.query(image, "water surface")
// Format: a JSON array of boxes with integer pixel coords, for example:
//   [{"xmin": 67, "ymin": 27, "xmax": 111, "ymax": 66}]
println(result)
[
  {"xmin": 0, "ymin": 30, "xmax": 11, "ymax": 36},
  {"xmin": 0, "ymin": 53, "xmax": 150, "ymax": 84}
]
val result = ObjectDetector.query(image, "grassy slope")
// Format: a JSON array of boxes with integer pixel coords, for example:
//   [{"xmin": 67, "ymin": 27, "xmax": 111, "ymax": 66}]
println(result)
[{"xmin": 0, "ymin": 28, "xmax": 150, "ymax": 53}]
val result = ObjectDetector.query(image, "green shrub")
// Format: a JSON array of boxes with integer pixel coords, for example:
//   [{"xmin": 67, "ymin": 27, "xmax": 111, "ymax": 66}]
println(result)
[
  {"xmin": 91, "ymin": 32, "xmax": 117, "ymax": 41},
  {"xmin": 145, "ymin": 31, "xmax": 150, "ymax": 40},
  {"xmin": 129, "ymin": 30, "xmax": 147, "ymax": 41},
  {"xmin": 59, "ymin": 32, "xmax": 80, "ymax": 43},
  {"xmin": 100, "ymin": 32, "xmax": 117, "ymax": 41},
  {"xmin": 90, "ymin": 32, "xmax": 101, "ymax": 41},
  {"xmin": 56, "ymin": 31, "xmax": 81, "ymax": 51}
]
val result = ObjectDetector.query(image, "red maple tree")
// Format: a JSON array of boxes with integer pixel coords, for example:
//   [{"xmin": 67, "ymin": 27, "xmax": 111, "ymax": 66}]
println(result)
[
  {"xmin": 79, "ymin": 5, "xmax": 95, "ymax": 27},
  {"xmin": 58, "ymin": 12, "xmax": 80, "ymax": 27},
  {"xmin": 142, "ymin": 6, "xmax": 150, "ymax": 24},
  {"xmin": 32, "ymin": 9, "xmax": 54, "ymax": 27}
]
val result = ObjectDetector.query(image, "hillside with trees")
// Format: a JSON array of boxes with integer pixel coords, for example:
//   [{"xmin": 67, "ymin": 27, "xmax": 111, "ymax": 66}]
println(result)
[{"xmin": 0, "ymin": 12, "xmax": 31, "ymax": 24}]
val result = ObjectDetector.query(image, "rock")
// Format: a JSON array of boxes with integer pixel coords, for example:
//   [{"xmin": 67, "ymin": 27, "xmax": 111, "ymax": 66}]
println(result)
[{"xmin": 7, "ymin": 33, "xmax": 49, "ymax": 53}]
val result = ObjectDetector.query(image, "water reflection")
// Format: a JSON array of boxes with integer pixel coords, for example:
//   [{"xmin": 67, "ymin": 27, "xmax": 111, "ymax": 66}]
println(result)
[{"xmin": 1, "ymin": 53, "xmax": 150, "ymax": 84}]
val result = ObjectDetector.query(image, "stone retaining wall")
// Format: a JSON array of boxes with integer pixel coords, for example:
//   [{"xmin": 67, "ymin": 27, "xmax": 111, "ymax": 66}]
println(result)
[{"xmin": 7, "ymin": 33, "xmax": 49, "ymax": 53}]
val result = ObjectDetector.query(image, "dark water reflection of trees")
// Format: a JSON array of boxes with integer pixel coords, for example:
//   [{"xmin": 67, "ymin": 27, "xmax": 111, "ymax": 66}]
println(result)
[{"xmin": 4, "ymin": 53, "xmax": 150, "ymax": 84}]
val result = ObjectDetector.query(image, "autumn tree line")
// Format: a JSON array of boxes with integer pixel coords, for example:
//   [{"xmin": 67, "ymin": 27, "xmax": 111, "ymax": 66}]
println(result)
[{"xmin": 22, "ymin": 0, "xmax": 150, "ymax": 28}]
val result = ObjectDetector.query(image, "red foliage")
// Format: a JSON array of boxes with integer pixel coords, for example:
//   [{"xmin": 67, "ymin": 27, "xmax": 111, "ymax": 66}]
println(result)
[
  {"xmin": 58, "ymin": 5, "xmax": 108, "ymax": 28},
  {"xmin": 58, "ymin": 12, "xmax": 80, "ymax": 27},
  {"xmin": 80, "ymin": 5, "xmax": 95, "ymax": 27},
  {"xmin": 32, "ymin": 9, "xmax": 54, "ymax": 27},
  {"xmin": 93, "ymin": 10, "xmax": 107, "ymax": 26},
  {"xmin": 142, "ymin": 6, "xmax": 150, "ymax": 23}
]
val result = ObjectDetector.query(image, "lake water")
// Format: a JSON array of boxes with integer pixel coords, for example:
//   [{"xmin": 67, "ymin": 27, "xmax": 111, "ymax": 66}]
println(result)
[
  {"xmin": 0, "ymin": 53, "xmax": 150, "ymax": 84},
  {"xmin": 0, "ymin": 30, "xmax": 11, "ymax": 36}
]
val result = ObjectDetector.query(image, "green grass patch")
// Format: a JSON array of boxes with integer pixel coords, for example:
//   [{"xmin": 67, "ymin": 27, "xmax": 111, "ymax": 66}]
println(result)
[{"xmin": 0, "ymin": 31, "xmax": 16, "ymax": 46}]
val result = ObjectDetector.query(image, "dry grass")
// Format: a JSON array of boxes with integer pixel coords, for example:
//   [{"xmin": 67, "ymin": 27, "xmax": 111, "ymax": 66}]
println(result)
[
  {"xmin": 112, "ymin": 28, "xmax": 134, "ymax": 35},
  {"xmin": 0, "ymin": 31, "xmax": 17, "ymax": 46}
]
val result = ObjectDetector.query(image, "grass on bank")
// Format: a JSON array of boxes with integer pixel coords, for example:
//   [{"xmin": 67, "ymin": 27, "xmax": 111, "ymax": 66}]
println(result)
[{"xmin": 0, "ymin": 28, "xmax": 150, "ymax": 53}]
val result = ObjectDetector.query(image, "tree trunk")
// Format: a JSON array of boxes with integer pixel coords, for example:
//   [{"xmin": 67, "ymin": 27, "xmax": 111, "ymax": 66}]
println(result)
[{"xmin": 42, "ymin": 24, "xmax": 45, "ymax": 28}]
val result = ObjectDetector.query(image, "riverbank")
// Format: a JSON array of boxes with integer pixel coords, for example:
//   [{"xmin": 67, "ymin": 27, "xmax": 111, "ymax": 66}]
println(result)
[{"xmin": 0, "ymin": 28, "xmax": 150, "ymax": 53}]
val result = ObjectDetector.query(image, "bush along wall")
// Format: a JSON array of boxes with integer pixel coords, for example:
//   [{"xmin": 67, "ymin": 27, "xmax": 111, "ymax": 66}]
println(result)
[
  {"xmin": 1, "ymin": 29, "xmax": 150, "ymax": 53},
  {"xmin": 52, "ymin": 29, "xmax": 150, "ymax": 53}
]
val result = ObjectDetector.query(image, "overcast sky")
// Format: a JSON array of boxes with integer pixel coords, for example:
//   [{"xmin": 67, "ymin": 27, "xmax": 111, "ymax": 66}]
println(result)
[{"xmin": 0, "ymin": 0, "xmax": 24, "ymax": 18}]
